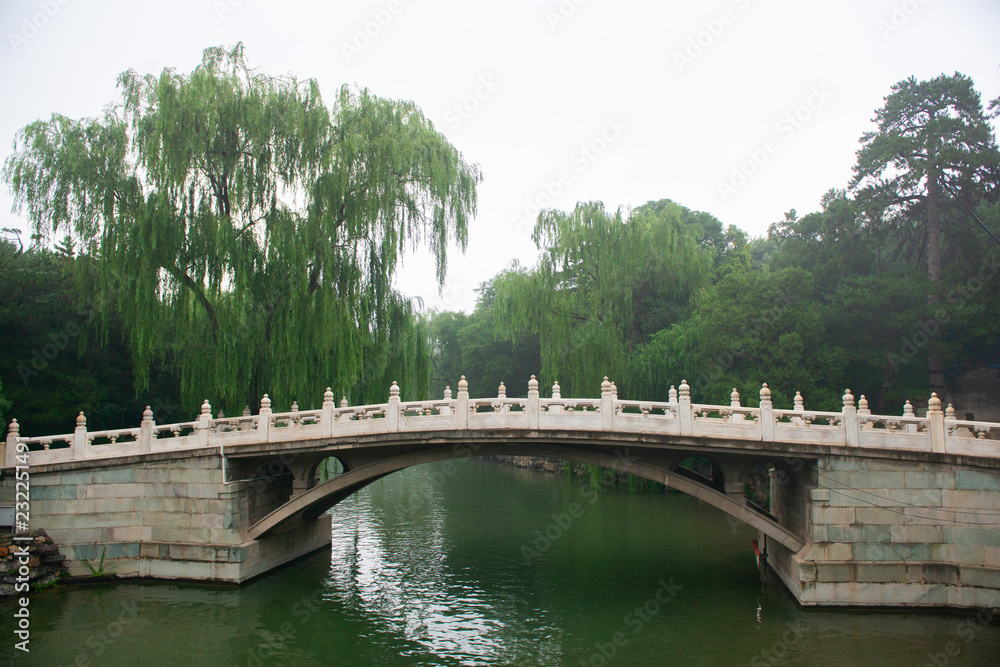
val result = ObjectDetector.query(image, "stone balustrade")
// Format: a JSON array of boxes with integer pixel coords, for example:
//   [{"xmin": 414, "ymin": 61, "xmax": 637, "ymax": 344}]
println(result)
[{"xmin": 5, "ymin": 376, "xmax": 1000, "ymax": 468}]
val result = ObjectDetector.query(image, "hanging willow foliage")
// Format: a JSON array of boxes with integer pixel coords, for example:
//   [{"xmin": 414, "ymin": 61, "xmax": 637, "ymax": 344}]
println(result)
[
  {"xmin": 492, "ymin": 201, "xmax": 710, "ymax": 398},
  {"xmin": 3, "ymin": 43, "xmax": 480, "ymax": 414}
]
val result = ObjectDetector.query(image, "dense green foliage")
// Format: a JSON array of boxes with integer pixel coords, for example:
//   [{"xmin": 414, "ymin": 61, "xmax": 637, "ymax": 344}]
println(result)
[
  {"xmin": 432, "ymin": 73, "xmax": 1000, "ymax": 414},
  {"xmin": 3, "ymin": 44, "xmax": 479, "ymax": 415}
]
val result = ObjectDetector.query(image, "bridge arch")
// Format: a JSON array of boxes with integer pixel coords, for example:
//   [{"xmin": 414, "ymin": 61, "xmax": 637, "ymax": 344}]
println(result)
[{"xmin": 247, "ymin": 441, "xmax": 807, "ymax": 552}]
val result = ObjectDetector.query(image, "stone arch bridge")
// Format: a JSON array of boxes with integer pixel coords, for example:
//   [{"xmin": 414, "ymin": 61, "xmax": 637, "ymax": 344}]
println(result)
[{"xmin": 4, "ymin": 376, "xmax": 1000, "ymax": 610}]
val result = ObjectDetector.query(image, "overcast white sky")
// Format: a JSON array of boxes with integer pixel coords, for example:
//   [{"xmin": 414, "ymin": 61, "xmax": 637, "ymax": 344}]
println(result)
[{"xmin": 1, "ymin": 0, "xmax": 998, "ymax": 313}]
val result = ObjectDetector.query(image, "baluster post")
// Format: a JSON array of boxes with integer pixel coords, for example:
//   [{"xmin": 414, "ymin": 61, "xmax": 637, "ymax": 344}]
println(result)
[
  {"xmin": 601, "ymin": 377, "xmax": 613, "ymax": 431},
  {"xmin": 140, "ymin": 406, "xmax": 153, "ymax": 454},
  {"xmin": 927, "ymin": 393, "xmax": 945, "ymax": 454},
  {"xmin": 843, "ymin": 389, "xmax": 859, "ymax": 447},
  {"xmin": 387, "ymin": 382, "xmax": 401, "ymax": 432},
  {"xmin": 679, "ymin": 380, "xmax": 693, "ymax": 436},
  {"xmin": 441, "ymin": 386, "xmax": 452, "ymax": 416},
  {"xmin": 527, "ymin": 375, "xmax": 540, "ymax": 430},
  {"xmin": 197, "ymin": 400, "xmax": 212, "ymax": 447},
  {"xmin": 5, "ymin": 419, "xmax": 19, "ymax": 468},
  {"xmin": 322, "ymin": 387, "xmax": 335, "ymax": 438},
  {"xmin": 457, "ymin": 376, "xmax": 469, "ymax": 429},
  {"xmin": 258, "ymin": 395, "xmax": 272, "ymax": 443},
  {"xmin": 730, "ymin": 388, "xmax": 744, "ymax": 423},
  {"xmin": 73, "ymin": 411, "xmax": 87, "ymax": 460},
  {"xmin": 760, "ymin": 384, "xmax": 774, "ymax": 442}
]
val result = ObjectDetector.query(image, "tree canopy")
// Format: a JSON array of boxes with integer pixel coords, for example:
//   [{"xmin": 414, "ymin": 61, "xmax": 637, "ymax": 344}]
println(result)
[{"xmin": 3, "ymin": 44, "xmax": 480, "ymax": 413}]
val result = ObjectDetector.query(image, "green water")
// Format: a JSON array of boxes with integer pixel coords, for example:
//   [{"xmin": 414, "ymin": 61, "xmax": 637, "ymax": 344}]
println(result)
[{"xmin": 3, "ymin": 460, "xmax": 999, "ymax": 666}]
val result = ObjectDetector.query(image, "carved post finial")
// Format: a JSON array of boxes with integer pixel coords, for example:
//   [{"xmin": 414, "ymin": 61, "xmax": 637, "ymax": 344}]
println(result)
[
  {"xmin": 290, "ymin": 401, "xmax": 299, "ymax": 413},
  {"xmin": 945, "ymin": 403, "xmax": 956, "ymax": 419},
  {"xmin": 201, "ymin": 399, "xmax": 212, "ymax": 417},
  {"xmin": 610, "ymin": 381, "xmax": 618, "ymax": 399},
  {"xmin": 243, "ymin": 405, "xmax": 251, "ymax": 417},
  {"xmin": 340, "ymin": 396, "xmax": 349, "ymax": 408},
  {"xmin": 842, "ymin": 388, "xmax": 854, "ymax": 409},
  {"xmin": 903, "ymin": 400, "xmax": 914, "ymax": 417},
  {"xmin": 142, "ymin": 406, "xmax": 154, "ymax": 423},
  {"xmin": 669, "ymin": 385, "xmax": 678, "ymax": 403},
  {"xmin": 760, "ymin": 383, "xmax": 771, "ymax": 403},
  {"xmin": 323, "ymin": 387, "xmax": 334, "ymax": 406},
  {"xmin": 497, "ymin": 382, "xmax": 506, "ymax": 398},
  {"xmin": 679, "ymin": 379, "xmax": 690, "ymax": 399},
  {"xmin": 260, "ymin": 394, "xmax": 271, "ymax": 410},
  {"xmin": 928, "ymin": 392, "xmax": 942, "ymax": 413},
  {"xmin": 8, "ymin": 418, "xmax": 19, "ymax": 438},
  {"xmin": 858, "ymin": 395, "xmax": 870, "ymax": 414},
  {"xmin": 731, "ymin": 388, "xmax": 741, "ymax": 408},
  {"xmin": 552, "ymin": 380, "xmax": 561, "ymax": 399},
  {"xmin": 601, "ymin": 376, "xmax": 612, "ymax": 397},
  {"xmin": 76, "ymin": 411, "xmax": 87, "ymax": 429},
  {"xmin": 793, "ymin": 391, "xmax": 804, "ymax": 411},
  {"xmin": 390, "ymin": 381, "xmax": 400, "ymax": 398},
  {"xmin": 444, "ymin": 385, "xmax": 452, "ymax": 400},
  {"xmin": 458, "ymin": 375, "xmax": 469, "ymax": 396},
  {"xmin": 528, "ymin": 375, "xmax": 539, "ymax": 394}
]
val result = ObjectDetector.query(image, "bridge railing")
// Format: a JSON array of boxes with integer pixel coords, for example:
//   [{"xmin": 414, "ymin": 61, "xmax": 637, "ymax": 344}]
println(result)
[{"xmin": 5, "ymin": 375, "xmax": 1000, "ymax": 467}]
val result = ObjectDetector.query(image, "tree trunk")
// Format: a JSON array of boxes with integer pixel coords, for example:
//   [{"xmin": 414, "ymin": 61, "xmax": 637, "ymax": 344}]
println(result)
[{"xmin": 925, "ymin": 171, "xmax": 946, "ymax": 397}]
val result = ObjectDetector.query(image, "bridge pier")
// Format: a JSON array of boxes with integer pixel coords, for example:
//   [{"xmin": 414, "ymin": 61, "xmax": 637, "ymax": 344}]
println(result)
[
  {"xmin": 770, "ymin": 455, "xmax": 1000, "ymax": 610},
  {"xmin": 2, "ymin": 451, "xmax": 330, "ymax": 583}
]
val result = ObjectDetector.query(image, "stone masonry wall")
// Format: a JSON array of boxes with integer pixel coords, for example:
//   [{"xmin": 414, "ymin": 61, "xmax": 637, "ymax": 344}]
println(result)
[
  {"xmin": 784, "ymin": 455, "xmax": 1000, "ymax": 610},
  {"xmin": 1, "ymin": 451, "xmax": 329, "ymax": 583}
]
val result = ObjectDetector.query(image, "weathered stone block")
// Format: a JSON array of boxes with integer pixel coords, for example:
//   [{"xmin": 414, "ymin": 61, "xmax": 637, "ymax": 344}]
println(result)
[
  {"xmin": 191, "ymin": 513, "xmax": 225, "ymax": 530},
  {"xmin": 854, "ymin": 542, "xmax": 930, "ymax": 562},
  {"xmin": 880, "ymin": 489, "xmax": 943, "ymax": 507},
  {"xmin": 930, "ymin": 544, "xmax": 985, "ymax": 566},
  {"xmin": 136, "ymin": 468, "xmax": 172, "ymax": 483},
  {"xmin": 58, "ymin": 471, "xmax": 95, "ymax": 485},
  {"xmin": 93, "ymin": 468, "xmax": 135, "ymax": 484},
  {"xmin": 143, "ymin": 482, "xmax": 188, "ymax": 497},
  {"xmin": 985, "ymin": 547, "xmax": 1000, "ymax": 568},
  {"xmin": 812, "ymin": 507, "xmax": 855, "ymax": 525},
  {"xmin": 902, "ymin": 508, "xmax": 953, "ymax": 526},
  {"xmin": 150, "ymin": 527, "xmax": 211, "ymax": 543},
  {"xmin": 944, "ymin": 527, "xmax": 1000, "ymax": 549},
  {"xmin": 855, "ymin": 507, "xmax": 899, "ymax": 525},
  {"xmin": 905, "ymin": 564, "xmax": 923, "ymax": 583},
  {"xmin": 143, "ymin": 511, "xmax": 194, "ymax": 529},
  {"xmin": 955, "ymin": 470, "xmax": 1000, "ymax": 492},
  {"xmin": 799, "ymin": 562, "xmax": 817, "ymax": 582},
  {"xmin": 184, "ymin": 483, "xmax": 223, "ymax": 499},
  {"xmin": 809, "ymin": 488, "xmax": 830, "ymax": 502},
  {"xmin": 817, "ymin": 563, "xmax": 853, "ymax": 583},
  {"xmin": 822, "ymin": 458, "xmax": 862, "ymax": 472},
  {"xmin": 941, "ymin": 490, "xmax": 1000, "ymax": 511},
  {"xmin": 961, "ymin": 566, "xmax": 1000, "ymax": 589},
  {"xmin": 811, "ymin": 525, "xmax": 828, "ymax": 542},
  {"xmin": 85, "ymin": 483, "xmax": 141, "ymax": 499},
  {"xmin": 946, "ymin": 586, "xmax": 1000, "ymax": 609},
  {"xmin": 890, "ymin": 525, "xmax": 944, "ymax": 544},
  {"xmin": 829, "ymin": 525, "xmax": 891, "ymax": 543},
  {"xmin": 856, "ymin": 563, "xmax": 906, "ymax": 583},
  {"xmin": 904, "ymin": 472, "xmax": 955, "ymax": 489},
  {"xmin": 28, "ymin": 474, "xmax": 63, "ymax": 486},
  {"xmin": 168, "ymin": 468, "xmax": 223, "ymax": 484},
  {"xmin": 30, "ymin": 484, "xmax": 77, "ymax": 500},
  {"xmin": 923, "ymin": 563, "xmax": 958, "ymax": 584},
  {"xmin": 168, "ymin": 544, "xmax": 218, "ymax": 562}
]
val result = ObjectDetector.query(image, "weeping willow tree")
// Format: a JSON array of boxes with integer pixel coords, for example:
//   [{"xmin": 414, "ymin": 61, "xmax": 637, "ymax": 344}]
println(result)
[
  {"xmin": 3, "ymin": 44, "xmax": 479, "ymax": 413},
  {"xmin": 493, "ymin": 201, "xmax": 711, "ymax": 398}
]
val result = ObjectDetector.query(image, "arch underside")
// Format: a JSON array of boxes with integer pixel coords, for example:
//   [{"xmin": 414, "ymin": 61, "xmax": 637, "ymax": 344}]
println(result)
[{"xmin": 247, "ymin": 441, "xmax": 807, "ymax": 553}]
